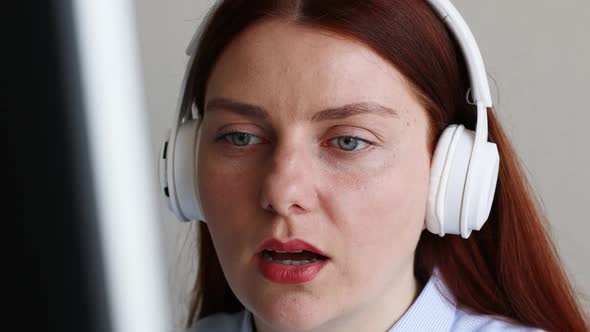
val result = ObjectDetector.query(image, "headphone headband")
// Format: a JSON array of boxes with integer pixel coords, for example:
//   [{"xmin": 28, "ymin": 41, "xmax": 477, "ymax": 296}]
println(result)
[{"xmin": 425, "ymin": 0, "xmax": 492, "ymax": 107}]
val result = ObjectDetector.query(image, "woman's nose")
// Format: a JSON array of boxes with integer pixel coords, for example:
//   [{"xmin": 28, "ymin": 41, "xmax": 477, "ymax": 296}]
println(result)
[{"xmin": 258, "ymin": 144, "xmax": 318, "ymax": 218}]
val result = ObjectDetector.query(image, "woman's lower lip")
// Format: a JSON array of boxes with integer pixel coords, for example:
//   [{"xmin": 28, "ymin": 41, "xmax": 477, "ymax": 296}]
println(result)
[{"xmin": 256, "ymin": 256, "xmax": 328, "ymax": 284}]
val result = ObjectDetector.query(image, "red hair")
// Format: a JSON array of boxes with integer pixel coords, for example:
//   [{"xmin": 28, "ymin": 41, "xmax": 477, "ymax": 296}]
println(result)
[{"xmin": 183, "ymin": 1, "xmax": 589, "ymax": 331}]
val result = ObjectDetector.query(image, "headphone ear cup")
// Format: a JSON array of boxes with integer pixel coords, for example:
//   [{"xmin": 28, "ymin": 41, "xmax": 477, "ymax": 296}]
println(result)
[
  {"xmin": 171, "ymin": 120, "xmax": 205, "ymax": 222},
  {"xmin": 463, "ymin": 140, "xmax": 499, "ymax": 234},
  {"xmin": 444, "ymin": 126, "xmax": 477, "ymax": 237},
  {"xmin": 426, "ymin": 124, "xmax": 500, "ymax": 238},
  {"xmin": 426, "ymin": 124, "xmax": 463, "ymax": 236}
]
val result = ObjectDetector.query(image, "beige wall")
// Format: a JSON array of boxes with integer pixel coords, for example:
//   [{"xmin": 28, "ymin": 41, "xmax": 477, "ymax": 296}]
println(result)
[{"xmin": 135, "ymin": 0, "xmax": 590, "ymax": 328}]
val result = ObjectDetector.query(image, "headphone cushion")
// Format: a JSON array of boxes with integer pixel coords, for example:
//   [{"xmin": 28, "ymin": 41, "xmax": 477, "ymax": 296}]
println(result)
[
  {"xmin": 172, "ymin": 120, "xmax": 205, "ymax": 221},
  {"xmin": 463, "ymin": 141, "xmax": 499, "ymax": 233},
  {"xmin": 426, "ymin": 124, "xmax": 462, "ymax": 236},
  {"xmin": 445, "ymin": 127, "xmax": 476, "ymax": 237}
]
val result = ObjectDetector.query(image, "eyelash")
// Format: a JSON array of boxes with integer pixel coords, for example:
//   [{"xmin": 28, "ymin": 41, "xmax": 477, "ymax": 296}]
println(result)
[
  {"xmin": 214, "ymin": 130, "xmax": 375, "ymax": 152},
  {"xmin": 215, "ymin": 131, "xmax": 260, "ymax": 142}
]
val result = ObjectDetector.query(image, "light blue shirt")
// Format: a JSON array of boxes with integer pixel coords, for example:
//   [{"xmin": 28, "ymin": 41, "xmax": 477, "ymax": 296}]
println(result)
[{"xmin": 188, "ymin": 269, "xmax": 545, "ymax": 331}]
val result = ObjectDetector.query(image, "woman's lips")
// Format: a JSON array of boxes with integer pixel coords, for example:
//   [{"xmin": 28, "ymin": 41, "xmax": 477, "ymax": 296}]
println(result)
[
  {"xmin": 256, "ymin": 255, "xmax": 329, "ymax": 284},
  {"xmin": 254, "ymin": 238, "xmax": 330, "ymax": 284},
  {"xmin": 255, "ymin": 238, "xmax": 329, "ymax": 257}
]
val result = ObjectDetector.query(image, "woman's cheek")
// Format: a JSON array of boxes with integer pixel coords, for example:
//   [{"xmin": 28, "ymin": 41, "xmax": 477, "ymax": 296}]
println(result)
[
  {"xmin": 324, "ymin": 160, "xmax": 415, "ymax": 261},
  {"xmin": 199, "ymin": 150, "xmax": 253, "ymax": 215},
  {"xmin": 317, "ymin": 146, "xmax": 394, "ymax": 176}
]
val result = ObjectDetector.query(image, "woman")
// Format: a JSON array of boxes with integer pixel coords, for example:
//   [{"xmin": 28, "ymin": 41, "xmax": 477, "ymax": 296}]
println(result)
[{"xmin": 160, "ymin": 0, "xmax": 589, "ymax": 331}]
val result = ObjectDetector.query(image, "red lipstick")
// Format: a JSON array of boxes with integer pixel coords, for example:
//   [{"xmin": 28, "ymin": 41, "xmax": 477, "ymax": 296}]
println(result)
[
  {"xmin": 255, "ymin": 239, "xmax": 328, "ymax": 256},
  {"xmin": 255, "ymin": 239, "xmax": 329, "ymax": 284}
]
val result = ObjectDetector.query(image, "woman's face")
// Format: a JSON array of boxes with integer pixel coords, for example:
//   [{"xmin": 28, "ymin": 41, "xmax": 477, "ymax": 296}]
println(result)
[{"xmin": 198, "ymin": 18, "xmax": 432, "ymax": 331}]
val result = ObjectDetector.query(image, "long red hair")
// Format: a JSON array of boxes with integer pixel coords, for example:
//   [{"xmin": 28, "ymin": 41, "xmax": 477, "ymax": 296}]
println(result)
[{"xmin": 183, "ymin": 1, "xmax": 589, "ymax": 331}]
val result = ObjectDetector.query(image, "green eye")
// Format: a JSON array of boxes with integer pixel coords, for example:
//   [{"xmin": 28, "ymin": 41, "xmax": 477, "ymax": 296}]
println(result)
[
  {"xmin": 330, "ymin": 136, "xmax": 371, "ymax": 151},
  {"xmin": 217, "ymin": 132, "xmax": 262, "ymax": 146}
]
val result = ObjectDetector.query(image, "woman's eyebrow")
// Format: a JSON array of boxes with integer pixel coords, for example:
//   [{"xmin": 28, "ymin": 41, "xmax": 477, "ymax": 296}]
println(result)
[
  {"xmin": 205, "ymin": 97, "xmax": 269, "ymax": 120},
  {"xmin": 204, "ymin": 97, "xmax": 399, "ymax": 121},
  {"xmin": 311, "ymin": 102, "xmax": 399, "ymax": 121}
]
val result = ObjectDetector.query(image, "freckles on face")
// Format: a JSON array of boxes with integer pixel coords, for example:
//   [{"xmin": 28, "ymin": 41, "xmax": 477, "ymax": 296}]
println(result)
[
  {"xmin": 197, "ymin": 17, "xmax": 432, "ymax": 329},
  {"xmin": 320, "ymin": 123, "xmax": 429, "ymax": 277}
]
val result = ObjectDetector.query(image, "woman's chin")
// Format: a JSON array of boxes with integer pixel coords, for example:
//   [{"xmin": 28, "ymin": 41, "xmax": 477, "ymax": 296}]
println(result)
[{"xmin": 254, "ymin": 303, "xmax": 331, "ymax": 331}]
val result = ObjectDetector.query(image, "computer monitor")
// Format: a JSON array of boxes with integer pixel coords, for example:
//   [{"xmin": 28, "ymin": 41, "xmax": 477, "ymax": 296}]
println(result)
[{"xmin": 11, "ymin": 1, "xmax": 171, "ymax": 331}]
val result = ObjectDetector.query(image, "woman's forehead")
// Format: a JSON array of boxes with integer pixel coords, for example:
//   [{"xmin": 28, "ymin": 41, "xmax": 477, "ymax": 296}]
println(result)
[{"xmin": 205, "ymin": 18, "xmax": 419, "ymax": 122}]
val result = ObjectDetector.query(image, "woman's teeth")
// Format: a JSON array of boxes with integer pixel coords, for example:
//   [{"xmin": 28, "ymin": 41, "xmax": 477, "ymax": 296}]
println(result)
[{"xmin": 261, "ymin": 250, "xmax": 319, "ymax": 265}]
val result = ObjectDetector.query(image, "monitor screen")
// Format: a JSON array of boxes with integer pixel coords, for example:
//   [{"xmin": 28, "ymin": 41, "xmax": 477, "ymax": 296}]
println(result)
[{"xmin": 11, "ymin": 1, "xmax": 170, "ymax": 331}]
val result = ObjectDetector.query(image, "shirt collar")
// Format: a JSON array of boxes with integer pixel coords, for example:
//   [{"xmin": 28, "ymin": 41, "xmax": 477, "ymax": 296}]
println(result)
[
  {"xmin": 388, "ymin": 267, "xmax": 456, "ymax": 332},
  {"xmin": 242, "ymin": 310, "xmax": 254, "ymax": 332}
]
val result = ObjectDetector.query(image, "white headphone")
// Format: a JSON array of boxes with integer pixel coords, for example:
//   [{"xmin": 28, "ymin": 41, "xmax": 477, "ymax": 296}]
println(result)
[{"xmin": 158, "ymin": 0, "xmax": 500, "ymax": 239}]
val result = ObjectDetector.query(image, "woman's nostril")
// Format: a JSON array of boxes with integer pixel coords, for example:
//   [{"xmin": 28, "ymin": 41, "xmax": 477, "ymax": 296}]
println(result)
[{"xmin": 266, "ymin": 204, "xmax": 276, "ymax": 213}]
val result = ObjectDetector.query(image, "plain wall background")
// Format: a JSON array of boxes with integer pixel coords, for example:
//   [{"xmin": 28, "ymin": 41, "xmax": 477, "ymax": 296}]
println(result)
[{"xmin": 134, "ymin": 0, "xmax": 590, "ymax": 329}]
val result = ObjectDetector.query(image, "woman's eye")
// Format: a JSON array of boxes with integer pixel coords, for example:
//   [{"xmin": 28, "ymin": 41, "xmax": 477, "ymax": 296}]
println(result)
[
  {"xmin": 216, "ymin": 131, "xmax": 263, "ymax": 146},
  {"xmin": 328, "ymin": 136, "xmax": 373, "ymax": 151}
]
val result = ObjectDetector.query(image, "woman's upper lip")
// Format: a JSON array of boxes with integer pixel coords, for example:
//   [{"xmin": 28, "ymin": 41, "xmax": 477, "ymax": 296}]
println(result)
[{"xmin": 255, "ymin": 238, "xmax": 329, "ymax": 258}]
